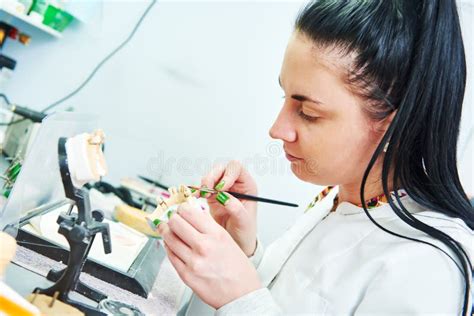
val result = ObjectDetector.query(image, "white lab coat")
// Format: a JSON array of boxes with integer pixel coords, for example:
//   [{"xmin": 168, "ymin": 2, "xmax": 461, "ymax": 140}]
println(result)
[{"xmin": 186, "ymin": 190, "xmax": 473, "ymax": 315}]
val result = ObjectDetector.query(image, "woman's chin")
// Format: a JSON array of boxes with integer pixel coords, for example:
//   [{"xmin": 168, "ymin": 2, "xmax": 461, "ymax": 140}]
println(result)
[{"xmin": 290, "ymin": 161, "xmax": 315, "ymax": 182}]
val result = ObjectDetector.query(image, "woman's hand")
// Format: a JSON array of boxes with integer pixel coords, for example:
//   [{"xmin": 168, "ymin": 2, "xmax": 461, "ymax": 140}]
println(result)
[
  {"xmin": 157, "ymin": 200, "xmax": 262, "ymax": 309},
  {"xmin": 201, "ymin": 160, "xmax": 258, "ymax": 256}
]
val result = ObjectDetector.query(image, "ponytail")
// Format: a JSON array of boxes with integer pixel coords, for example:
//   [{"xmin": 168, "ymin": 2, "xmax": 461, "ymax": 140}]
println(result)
[{"xmin": 296, "ymin": 1, "xmax": 473, "ymax": 314}]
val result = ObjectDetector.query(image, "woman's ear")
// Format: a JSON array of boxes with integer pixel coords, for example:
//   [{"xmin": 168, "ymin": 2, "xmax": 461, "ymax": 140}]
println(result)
[
  {"xmin": 374, "ymin": 110, "xmax": 397, "ymax": 135},
  {"xmin": 369, "ymin": 110, "xmax": 397, "ymax": 150},
  {"xmin": 383, "ymin": 110, "xmax": 397, "ymax": 131}
]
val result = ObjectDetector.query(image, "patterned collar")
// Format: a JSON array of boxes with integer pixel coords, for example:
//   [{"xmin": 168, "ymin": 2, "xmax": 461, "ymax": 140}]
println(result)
[{"xmin": 305, "ymin": 186, "xmax": 407, "ymax": 213}]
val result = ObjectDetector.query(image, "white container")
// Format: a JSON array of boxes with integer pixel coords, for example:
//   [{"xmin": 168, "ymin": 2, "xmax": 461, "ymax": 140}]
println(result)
[
  {"xmin": 0, "ymin": 67, "xmax": 13, "ymax": 92},
  {"xmin": 18, "ymin": 0, "xmax": 33, "ymax": 13}
]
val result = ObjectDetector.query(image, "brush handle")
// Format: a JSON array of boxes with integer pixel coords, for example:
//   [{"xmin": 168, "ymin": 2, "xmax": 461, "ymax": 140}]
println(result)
[
  {"xmin": 144, "ymin": 181, "xmax": 300, "ymax": 208},
  {"xmin": 227, "ymin": 191, "xmax": 299, "ymax": 208}
]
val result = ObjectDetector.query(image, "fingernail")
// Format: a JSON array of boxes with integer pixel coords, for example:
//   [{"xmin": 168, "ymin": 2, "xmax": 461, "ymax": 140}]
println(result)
[
  {"xmin": 167, "ymin": 210, "xmax": 173, "ymax": 219},
  {"xmin": 200, "ymin": 185, "xmax": 208, "ymax": 198},
  {"xmin": 153, "ymin": 219, "xmax": 163, "ymax": 233},
  {"xmin": 190, "ymin": 188, "xmax": 196, "ymax": 193},
  {"xmin": 215, "ymin": 180, "xmax": 225, "ymax": 191},
  {"xmin": 216, "ymin": 192, "xmax": 229, "ymax": 206}
]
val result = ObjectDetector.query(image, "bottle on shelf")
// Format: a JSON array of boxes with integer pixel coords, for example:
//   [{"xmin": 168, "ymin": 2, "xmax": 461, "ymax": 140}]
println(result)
[
  {"xmin": 28, "ymin": 0, "xmax": 49, "ymax": 23},
  {"xmin": 18, "ymin": 0, "xmax": 34, "ymax": 14}
]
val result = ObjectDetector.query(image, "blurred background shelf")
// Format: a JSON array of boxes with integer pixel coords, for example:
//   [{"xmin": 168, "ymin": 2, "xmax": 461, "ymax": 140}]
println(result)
[{"xmin": 0, "ymin": 2, "xmax": 62, "ymax": 38}]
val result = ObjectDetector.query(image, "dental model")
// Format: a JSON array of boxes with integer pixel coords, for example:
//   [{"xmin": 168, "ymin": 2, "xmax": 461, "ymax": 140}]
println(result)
[
  {"xmin": 148, "ymin": 185, "xmax": 196, "ymax": 224},
  {"xmin": 114, "ymin": 185, "xmax": 198, "ymax": 237},
  {"xmin": 65, "ymin": 130, "xmax": 107, "ymax": 188}
]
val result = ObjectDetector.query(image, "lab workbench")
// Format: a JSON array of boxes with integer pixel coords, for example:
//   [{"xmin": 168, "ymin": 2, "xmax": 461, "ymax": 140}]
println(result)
[
  {"xmin": 5, "ymin": 245, "xmax": 189, "ymax": 315},
  {"xmin": 0, "ymin": 155, "xmax": 192, "ymax": 315}
]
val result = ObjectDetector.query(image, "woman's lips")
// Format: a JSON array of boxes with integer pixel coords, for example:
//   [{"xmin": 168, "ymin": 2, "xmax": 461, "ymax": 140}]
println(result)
[{"xmin": 285, "ymin": 151, "xmax": 303, "ymax": 162}]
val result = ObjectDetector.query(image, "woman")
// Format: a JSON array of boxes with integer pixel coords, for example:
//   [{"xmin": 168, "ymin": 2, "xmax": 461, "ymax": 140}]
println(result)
[{"xmin": 157, "ymin": 1, "xmax": 473, "ymax": 314}]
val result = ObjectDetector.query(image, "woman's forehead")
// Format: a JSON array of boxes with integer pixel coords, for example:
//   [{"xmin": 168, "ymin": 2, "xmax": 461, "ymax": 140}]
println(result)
[
  {"xmin": 280, "ymin": 32, "xmax": 365, "ymax": 115},
  {"xmin": 282, "ymin": 32, "xmax": 354, "ymax": 85},
  {"xmin": 280, "ymin": 37, "xmax": 343, "ymax": 94}
]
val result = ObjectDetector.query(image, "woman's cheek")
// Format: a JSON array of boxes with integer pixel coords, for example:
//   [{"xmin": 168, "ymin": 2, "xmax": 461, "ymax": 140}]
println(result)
[
  {"xmin": 290, "ymin": 155, "xmax": 323, "ymax": 183},
  {"xmin": 302, "ymin": 157, "xmax": 320, "ymax": 178}
]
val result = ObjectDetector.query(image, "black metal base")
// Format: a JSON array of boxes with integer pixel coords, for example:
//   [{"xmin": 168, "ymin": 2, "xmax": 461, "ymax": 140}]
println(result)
[
  {"xmin": 32, "ymin": 284, "xmax": 106, "ymax": 316},
  {"xmin": 47, "ymin": 268, "xmax": 107, "ymax": 302},
  {"xmin": 16, "ymin": 228, "xmax": 165, "ymax": 297}
]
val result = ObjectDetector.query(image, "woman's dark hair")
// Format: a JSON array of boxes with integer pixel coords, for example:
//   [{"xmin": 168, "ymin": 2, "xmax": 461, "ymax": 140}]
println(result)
[{"xmin": 296, "ymin": 1, "xmax": 473, "ymax": 315}]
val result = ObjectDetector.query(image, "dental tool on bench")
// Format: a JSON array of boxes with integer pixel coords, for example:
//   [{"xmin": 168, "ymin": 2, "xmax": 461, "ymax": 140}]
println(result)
[
  {"xmin": 138, "ymin": 175, "xmax": 299, "ymax": 208},
  {"xmin": 188, "ymin": 186, "xmax": 299, "ymax": 208}
]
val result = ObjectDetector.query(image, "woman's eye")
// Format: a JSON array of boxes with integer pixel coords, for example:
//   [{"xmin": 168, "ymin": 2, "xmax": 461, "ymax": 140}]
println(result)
[{"xmin": 298, "ymin": 109, "xmax": 318, "ymax": 122}]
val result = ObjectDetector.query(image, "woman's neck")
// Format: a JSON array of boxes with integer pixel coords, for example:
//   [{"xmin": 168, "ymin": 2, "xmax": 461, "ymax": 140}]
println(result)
[{"xmin": 338, "ymin": 174, "xmax": 394, "ymax": 206}]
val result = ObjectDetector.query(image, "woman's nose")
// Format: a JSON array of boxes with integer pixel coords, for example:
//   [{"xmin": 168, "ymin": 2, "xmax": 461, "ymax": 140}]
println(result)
[{"xmin": 269, "ymin": 108, "xmax": 297, "ymax": 143}]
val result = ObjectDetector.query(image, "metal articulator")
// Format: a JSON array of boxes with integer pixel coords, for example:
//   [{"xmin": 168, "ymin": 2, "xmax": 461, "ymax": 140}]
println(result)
[{"xmin": 34, "ymin": 137, "xmax": 111, "ymax": 316}]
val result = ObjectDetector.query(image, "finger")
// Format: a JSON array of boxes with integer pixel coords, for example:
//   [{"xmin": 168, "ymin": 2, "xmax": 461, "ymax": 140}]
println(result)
[
  {"xmin": 216, "ymin": 160, "xmax": 245, "ymax": 191},
  {"xmin": 167, "ymin": 213, "xmax": 202, "ymax": 249},
  {"xmin": 209, "ymin": 208, "xmax": 230, "ymax": 228},
  {"xmin": 200, "ymin": 164, "xmax": 226, "ymax": 197},
  {"xmin": 158, "ymin": 223, "xmax": 193, "ymax": 263},
  {"xmin": 163, "ymin": 243, "xmax": 187, "ymax": 280},
  {"xmin": 177, "ymin": 202, "xmax": 215, "ymax": 234},
  {"xmin": 190, "ymin": 187, "xmax": 201, "ymax": 198},
  {"xmin": 201, "ymin": 160, "xmax": 247, "ymax": 196},
  {"xmin": 215, "ymin": 192, "xmax": 250, "ymax": 223}
]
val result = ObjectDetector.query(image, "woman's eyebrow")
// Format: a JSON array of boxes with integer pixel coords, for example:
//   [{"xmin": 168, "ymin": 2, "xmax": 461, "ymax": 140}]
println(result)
[
  {"xmin": 290, "ymin": 94, "xmax": 324, "ymax": 105},
  {"xmin": 278, "ymin": 76, "xmax": 324, "ymax": 106}
]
